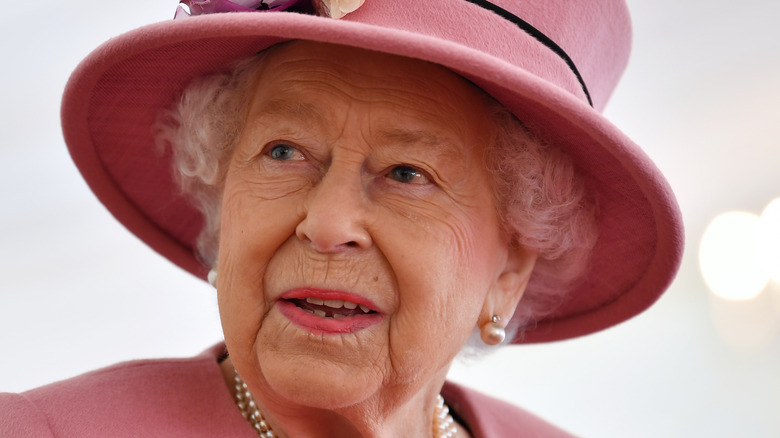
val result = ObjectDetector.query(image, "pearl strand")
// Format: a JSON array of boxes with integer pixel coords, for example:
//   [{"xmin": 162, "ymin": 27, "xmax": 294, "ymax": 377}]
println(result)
[
  {"xmin": 233, "ymin": 371, "xmax": 458, "ymax": 438},
  {"xmin": 234, "ymin": 373, "xmax": 275, "ymax": 438},
  {"xmin": 433, "ymin": 394, "xmax": 457, "ymax": 438}
]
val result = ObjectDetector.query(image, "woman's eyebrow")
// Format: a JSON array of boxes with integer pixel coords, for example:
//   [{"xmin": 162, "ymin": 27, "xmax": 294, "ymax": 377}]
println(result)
[
  {"xmin": 249, "ymin": 103, "xmax": 462, "ymax": 159},
  {"xmin": 376, "ymin": 128, "xmax": 463, "ymax": 160},
  {"xmin": 377, "ymin": 128, "xmax": 450, "ymax": 150}
]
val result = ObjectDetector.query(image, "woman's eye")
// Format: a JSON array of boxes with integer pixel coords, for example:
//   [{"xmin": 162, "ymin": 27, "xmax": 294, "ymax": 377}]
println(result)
[
  {"xmin": 388, "ymin": 165, "xmax": 430, "ymax": 184},
  {"xmin": 267, "ymin": 143, "xmax": 304, "ymax": 161}
]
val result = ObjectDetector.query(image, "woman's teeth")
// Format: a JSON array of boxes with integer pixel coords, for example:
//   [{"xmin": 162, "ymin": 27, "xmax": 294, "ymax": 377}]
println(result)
[
  {"xmin": 303, "ymin": 309, "xmax": 350, "ymax": 318},
  {"xmin": 297, "ymin": 297, "xmax": 372, "ymax": 318},
  {"xmin": 305, "ymin": 297, "xmax": 371, "ymax": 313}
]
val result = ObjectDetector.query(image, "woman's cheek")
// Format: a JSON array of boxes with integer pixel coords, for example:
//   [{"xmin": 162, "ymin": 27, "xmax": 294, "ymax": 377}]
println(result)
[
  {"xmin": 447, "ymin": 219, "xmax": 484, "ymax": 261},
  {"xmin": 370, "ymin": 183, "xmax": 450, "ymax": 229}
]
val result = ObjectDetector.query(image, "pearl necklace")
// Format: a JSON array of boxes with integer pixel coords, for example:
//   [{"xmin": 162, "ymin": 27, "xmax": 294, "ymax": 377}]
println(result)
[{"xmin": 233, "ymin": 371, "xmax": 457, "ymax": 438}]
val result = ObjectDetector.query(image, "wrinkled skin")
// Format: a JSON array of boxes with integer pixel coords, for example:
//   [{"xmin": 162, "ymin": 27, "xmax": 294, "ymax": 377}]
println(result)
[{"xmin": 217, "ymin": 41, "xmax": 537, "ymax": 438}]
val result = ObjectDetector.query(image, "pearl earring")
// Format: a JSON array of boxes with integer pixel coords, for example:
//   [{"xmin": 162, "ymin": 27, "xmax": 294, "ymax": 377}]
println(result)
[
  {"xmin": 207, "ymin": 269, "xmax": 218, "ymax": 288},
  {"xmin": 480, "ymin": 315, "xmax": 506, "ymax": 345}
]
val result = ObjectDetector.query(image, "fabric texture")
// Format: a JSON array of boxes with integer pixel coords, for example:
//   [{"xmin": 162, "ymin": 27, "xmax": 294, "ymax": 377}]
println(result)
[{"xmin": 0, "ymin": 344, "xmax": 575, "ymax": 437}]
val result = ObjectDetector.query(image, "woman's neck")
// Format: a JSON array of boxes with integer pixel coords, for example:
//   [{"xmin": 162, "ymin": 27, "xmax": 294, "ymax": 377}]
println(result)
[{"xmin": 219, "ymin": 357, "xmax": 469, "ymax": 438}]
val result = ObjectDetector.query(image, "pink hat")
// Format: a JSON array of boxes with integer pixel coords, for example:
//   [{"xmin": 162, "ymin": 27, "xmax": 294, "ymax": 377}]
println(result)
[{"xmin": 61, "ymin": 0, "xmax": 684, "ymax": 343}]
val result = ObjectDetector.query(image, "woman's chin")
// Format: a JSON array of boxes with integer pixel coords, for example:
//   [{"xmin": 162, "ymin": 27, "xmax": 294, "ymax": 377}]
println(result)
[
  {"xmin": 252, "ymin": 311, "xmax": 388, "ymax": 408},
  {"xmin": 259, "ymin": 352, "xmax": 381, "ymax": 409}
]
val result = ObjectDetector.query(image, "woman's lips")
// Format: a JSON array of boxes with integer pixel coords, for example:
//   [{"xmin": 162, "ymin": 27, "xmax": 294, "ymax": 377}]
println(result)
[
  {"xmin": 291, "ymin": 297, "xmax": 373, "ymax": 317},
  {"xmin": 277, "ymin": 288, "xmax": 384, "ymax": 334}
]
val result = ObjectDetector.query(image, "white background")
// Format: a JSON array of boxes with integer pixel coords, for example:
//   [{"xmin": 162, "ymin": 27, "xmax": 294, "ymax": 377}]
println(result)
[{"xmin": 1, "ymin": 1, "xmax": 779, "ymax": 437}]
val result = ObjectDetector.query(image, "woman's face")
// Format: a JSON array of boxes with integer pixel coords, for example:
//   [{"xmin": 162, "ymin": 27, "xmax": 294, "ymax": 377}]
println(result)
[{"xmin": 218, "ymin": 41, "xmax": 533, "ymax": 410}]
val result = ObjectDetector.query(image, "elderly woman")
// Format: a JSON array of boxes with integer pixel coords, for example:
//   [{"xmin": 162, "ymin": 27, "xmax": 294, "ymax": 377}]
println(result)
[{"xmin": 1, "ymin": 0, "xmax": 682, "ymax": 437}]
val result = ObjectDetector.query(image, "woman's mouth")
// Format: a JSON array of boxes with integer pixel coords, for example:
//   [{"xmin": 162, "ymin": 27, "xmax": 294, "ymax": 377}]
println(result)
[
  {"xmin": 289, "ymin": 297, "xmax": 374, "ymax": 318},
  {"xmin": 277, "ymin": 289, "xmax": 383, "ymax": 334}
]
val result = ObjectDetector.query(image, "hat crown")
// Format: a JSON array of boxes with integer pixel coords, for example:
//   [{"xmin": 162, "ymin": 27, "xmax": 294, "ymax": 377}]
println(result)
[
  {"xmin": 176, "ymin": 0, "xmax": 632, "ymax": 109},
  {"xmin": 345, "ymin": 0, "xmax": 631, "ymax": 111}
]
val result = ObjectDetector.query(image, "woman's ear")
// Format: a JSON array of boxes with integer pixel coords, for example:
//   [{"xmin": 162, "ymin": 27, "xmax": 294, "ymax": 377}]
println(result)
[{"xmin": 480, "ymin": 243, "xmax": 538, "ymax": 326}]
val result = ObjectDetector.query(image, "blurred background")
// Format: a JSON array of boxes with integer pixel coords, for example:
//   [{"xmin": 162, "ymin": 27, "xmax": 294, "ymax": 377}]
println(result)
[{"xmin": 1, "ymin": 1, "xmax": 778, "ymax": 436}]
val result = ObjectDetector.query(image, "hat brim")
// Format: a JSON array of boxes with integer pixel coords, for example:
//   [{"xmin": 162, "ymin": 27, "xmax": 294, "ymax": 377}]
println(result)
[{"xmin": 61, "ymin": 11, "xmax": 683, "ymax": 343}]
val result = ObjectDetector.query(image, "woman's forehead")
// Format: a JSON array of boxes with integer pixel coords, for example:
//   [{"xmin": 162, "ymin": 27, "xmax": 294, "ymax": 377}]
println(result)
[
  {"xmin": 254, "ymin": 41, "xmax": 487, "ymax": 105},
  {"xmin": 246, "ymin": 41, "xmax": 494, "ymax": 141}
]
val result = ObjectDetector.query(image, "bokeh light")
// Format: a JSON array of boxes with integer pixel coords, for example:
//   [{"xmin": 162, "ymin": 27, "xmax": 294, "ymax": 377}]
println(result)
[{"xmin": 699, "ymin": 211, "xmax": 768, "ymax": 300}]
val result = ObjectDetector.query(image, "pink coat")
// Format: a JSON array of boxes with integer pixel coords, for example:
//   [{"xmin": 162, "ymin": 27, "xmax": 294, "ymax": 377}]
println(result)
[{"xmin": 1, "ymin": 344, "xmax": 575, "ymax": 437}]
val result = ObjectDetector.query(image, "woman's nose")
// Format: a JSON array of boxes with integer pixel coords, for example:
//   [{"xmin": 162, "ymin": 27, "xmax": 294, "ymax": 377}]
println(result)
[{"xmin": 295, "ymin": 168, "xmax": 372, "ymax": 253}]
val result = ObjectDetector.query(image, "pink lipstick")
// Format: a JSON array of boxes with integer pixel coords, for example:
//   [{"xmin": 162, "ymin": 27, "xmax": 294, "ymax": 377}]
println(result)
[{"xmin": 278, "ymin": 288, "xmax": 383, "ymax": 334}]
